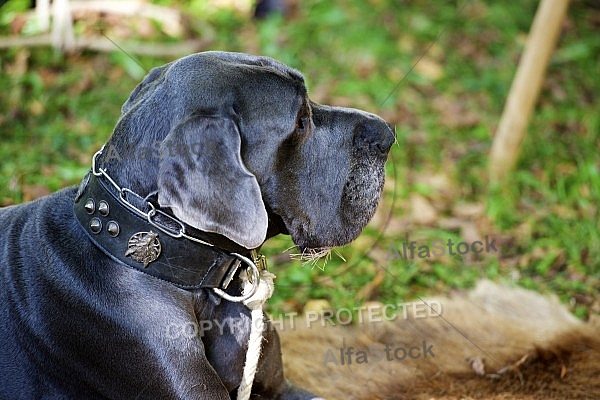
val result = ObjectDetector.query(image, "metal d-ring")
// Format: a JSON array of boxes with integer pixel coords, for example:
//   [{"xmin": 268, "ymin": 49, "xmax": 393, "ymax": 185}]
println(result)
[{"xmin": 213, "ymin": 253, "xmax": 260, "ymax": 303}]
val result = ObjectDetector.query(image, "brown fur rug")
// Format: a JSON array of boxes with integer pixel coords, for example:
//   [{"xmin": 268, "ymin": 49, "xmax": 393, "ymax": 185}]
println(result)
[{"xmin": 278, "ymin": 280, "xmax": 600, "ymax": 399}]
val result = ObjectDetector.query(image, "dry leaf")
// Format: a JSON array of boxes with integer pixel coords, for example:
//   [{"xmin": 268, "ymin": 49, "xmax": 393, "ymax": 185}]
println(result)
[
  {"xmin": 409, "ymin": 193, "xmax": 437, "ymax": 225},
  {"xmin": 467, "ymin": 356, "xmax": 486, "ymax": 376},
  {"xmin": 303, "ymin": 299, "xmax": 332, "ymax": 314},
  {"xmin": 452, "ymin": 202, "xmax": 484, "ymax": 218}
]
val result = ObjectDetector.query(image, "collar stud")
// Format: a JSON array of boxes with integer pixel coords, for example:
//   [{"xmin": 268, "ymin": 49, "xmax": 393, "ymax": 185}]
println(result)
[
  {"xmin": 107, "ymin": 221, "xmax": 120, "ymax": 237},
  {"xmin": 84, "ymin": 198, "xmax": 95, "ymax": 214},
  {"xmin": 98, "ymin": 200, "xmax": 110, "ymax": 216},
  {"xmin": 90, "ymin": 217, "xmax": 102, "ymax": 234}
]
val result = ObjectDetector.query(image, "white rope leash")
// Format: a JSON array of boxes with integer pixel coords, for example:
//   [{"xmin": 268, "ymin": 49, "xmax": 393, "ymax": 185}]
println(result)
[{"xmin": 236, "ymin": 269, "xmax": 276, "ymax": 400}]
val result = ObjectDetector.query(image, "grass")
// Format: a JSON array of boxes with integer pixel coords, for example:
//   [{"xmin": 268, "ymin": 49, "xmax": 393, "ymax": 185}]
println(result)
[{"xmin": 1, "ymin": 0, "xmax": 598, "ymax": 321}]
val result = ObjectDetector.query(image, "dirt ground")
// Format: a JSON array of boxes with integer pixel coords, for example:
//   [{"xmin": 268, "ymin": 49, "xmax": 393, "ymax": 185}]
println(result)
[{"xmin": 280, "ymin": 281, "xmax": 600, "ymax": 399}]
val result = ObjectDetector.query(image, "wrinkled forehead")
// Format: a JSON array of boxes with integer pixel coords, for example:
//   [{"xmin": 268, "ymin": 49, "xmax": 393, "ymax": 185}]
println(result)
[
  {"xmin": 205, "ymin": 51, "xmax": 304, "ymax": 80},
  {"xmin": 172, "ymin": 51, "xmax": 305, "ymax": 87},
  {"xmin": 123, "ymin": 52, "xmax": 308, "ymax": 117}
]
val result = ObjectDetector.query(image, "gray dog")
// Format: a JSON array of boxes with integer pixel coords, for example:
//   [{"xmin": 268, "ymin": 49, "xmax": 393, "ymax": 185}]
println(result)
[{"xmin": 0, "ymin": 51, "xmax": 394, "ymax": 399}]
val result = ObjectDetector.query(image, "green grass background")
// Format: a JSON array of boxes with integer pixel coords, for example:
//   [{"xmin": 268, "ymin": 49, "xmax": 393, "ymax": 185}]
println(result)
[{"xmin": 1, "ymin": 0, "xmax": 598, "ymax": 320}]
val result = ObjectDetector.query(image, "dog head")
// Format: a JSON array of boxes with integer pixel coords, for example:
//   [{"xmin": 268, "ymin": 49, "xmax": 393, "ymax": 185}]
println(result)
[{"xmin": 101, "ymin": 51, "xmax": 395, "ymax": 252}]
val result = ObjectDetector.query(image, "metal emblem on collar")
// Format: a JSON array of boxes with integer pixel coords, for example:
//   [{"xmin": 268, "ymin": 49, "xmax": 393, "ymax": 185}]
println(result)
[{"xmin": 125, "ymin": 231, "xmax": 161, "ymax": 267}]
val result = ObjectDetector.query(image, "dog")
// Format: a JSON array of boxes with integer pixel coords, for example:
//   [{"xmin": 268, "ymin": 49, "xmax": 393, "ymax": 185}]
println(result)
[{"xmin": 0, "ymin": 51, "xmax": 394, "ymax": 399}]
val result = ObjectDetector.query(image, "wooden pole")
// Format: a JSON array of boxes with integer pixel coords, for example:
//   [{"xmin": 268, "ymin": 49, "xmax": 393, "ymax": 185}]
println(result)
[{"xmin": 489, "ymin": 0, "xmax": 570, "ymax": 183}]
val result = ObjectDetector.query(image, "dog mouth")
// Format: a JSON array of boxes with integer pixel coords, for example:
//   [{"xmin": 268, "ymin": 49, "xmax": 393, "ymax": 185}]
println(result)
[
  {"xmin": 264, "ymin": 115, "xmax": 391, "ymax": 257},
  {"xmin": 280, "ymin": 158, "xmax": 386, "ymax": 255},
  {"xmin": 264, "ymin": 210, "xmax": 335, "ymax": 266}
]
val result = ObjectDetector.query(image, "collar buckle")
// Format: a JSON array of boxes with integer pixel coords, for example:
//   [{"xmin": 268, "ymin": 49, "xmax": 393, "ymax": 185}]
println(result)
[{"xmin": 213, "ymin": 253, "xmax": 261, "ymax": 302}]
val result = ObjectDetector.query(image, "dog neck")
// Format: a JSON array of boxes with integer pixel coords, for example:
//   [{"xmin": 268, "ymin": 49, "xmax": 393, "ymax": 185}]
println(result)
[{"xmin": 73, "ymin": 150, "xmax": 262, "ymax": 291}]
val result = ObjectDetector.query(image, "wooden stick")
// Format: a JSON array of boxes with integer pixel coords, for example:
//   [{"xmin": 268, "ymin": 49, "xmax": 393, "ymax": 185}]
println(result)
[
  {"xmin": 489, "ymin": 0, "xmax": 570, "ymax": 183},
  {"xmin": 52, "ymin": 0, "xmax": 75, "ymax": 51},
  {"xmin": 0, "ymin": 0, "xmax": 186, "ymax": 51},
  {"xmin": 68, "ymin": 1, "xmax": 183, "ymax": 36},
  {"xmin": 0, "ymin": 34, "xmax": 210, "ymax": 57}
]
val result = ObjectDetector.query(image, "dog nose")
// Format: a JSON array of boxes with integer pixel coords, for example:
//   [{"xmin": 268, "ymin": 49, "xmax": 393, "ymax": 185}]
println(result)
[{"xmin": 354, "ymin": 119, "xmax": 396, "ymax": 155}]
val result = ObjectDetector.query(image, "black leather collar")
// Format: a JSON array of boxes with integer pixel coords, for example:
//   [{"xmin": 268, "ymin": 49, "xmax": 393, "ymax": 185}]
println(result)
[{"xmin": 74, "ymin": 171, "xmax": 247, "ymax": 291}]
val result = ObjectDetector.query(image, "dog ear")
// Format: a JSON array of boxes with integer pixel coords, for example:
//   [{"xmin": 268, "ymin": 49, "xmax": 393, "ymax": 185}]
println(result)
[{"xmin": 157, "ymin": 114, "xmax": 268, "ymax": 249}]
